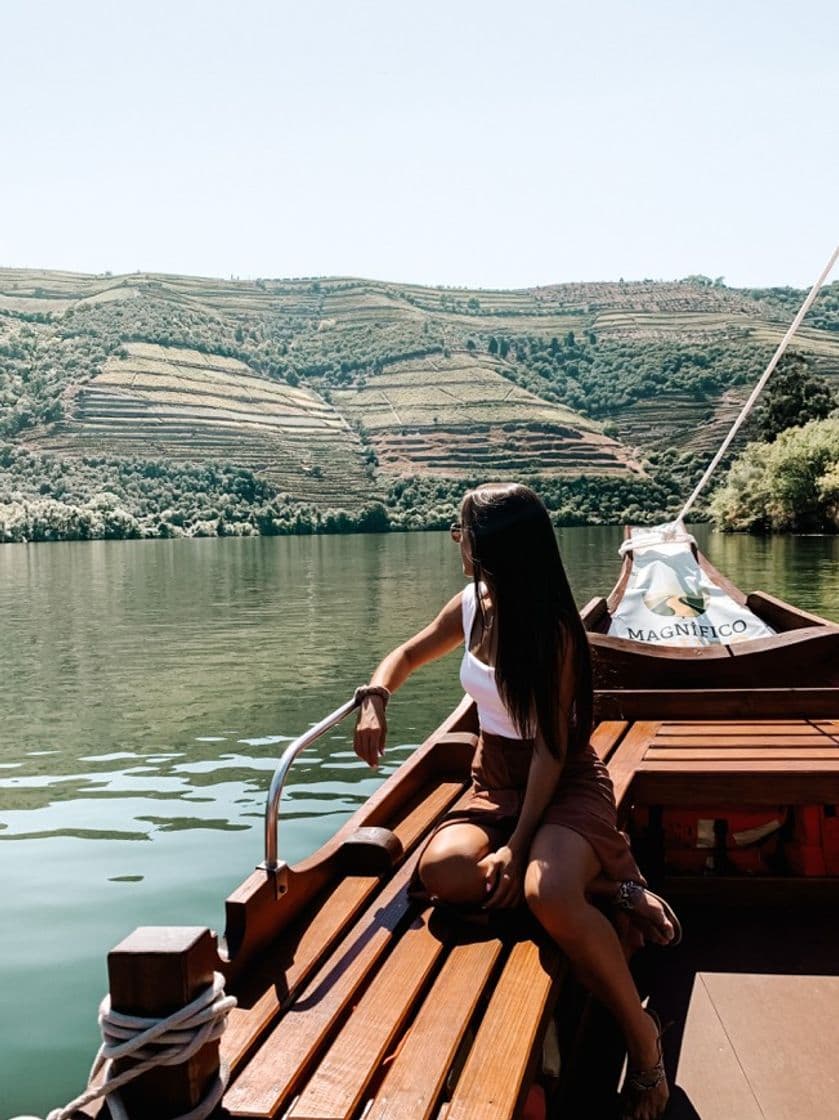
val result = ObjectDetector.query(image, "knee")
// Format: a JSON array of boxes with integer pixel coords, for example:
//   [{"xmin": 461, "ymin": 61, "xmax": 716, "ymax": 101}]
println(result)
[
  {"xmin": 525, "ymin": 861, "xmax": 588, "ymax": 944},
  {"xmin": 419, "ymin": 845, "xmax": 485, "ymax": 906}
]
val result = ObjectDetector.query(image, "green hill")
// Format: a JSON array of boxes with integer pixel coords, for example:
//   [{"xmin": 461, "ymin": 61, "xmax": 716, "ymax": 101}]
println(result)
[{"xmin": 1, "ymin": 268, "xmax": 837, "ymax": 540}]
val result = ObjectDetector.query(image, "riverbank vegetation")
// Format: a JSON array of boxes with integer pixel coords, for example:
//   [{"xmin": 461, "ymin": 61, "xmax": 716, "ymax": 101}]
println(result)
[
  {"xmin": 710, "ymin": 418, "xmax": 839, "ymax": 532},
  {"xmin": 0, "ymin": 444, "xmax": 696, "ymax": 543}
]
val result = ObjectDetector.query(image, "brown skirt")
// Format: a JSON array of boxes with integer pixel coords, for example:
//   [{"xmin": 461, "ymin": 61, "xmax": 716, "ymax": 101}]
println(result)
[{"xmin": 434, "ymin": 730, "xmax": 644, "ymax": 885}]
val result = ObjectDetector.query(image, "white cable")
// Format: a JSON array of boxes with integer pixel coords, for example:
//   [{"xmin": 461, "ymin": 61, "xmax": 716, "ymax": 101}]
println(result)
[
  {"xmin": 12, "ymin": 972, "xmax": 237, "ymax": 1120},
  {"xmin": 676, "ymin": 242, "xmax": 839, "ymax": 522}
]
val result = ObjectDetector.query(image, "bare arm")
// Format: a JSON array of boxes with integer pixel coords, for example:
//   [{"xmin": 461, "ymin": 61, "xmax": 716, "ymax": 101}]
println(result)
[{"xmin": 354, "ymin": 591, "xmax": 464, "ymax": 767}]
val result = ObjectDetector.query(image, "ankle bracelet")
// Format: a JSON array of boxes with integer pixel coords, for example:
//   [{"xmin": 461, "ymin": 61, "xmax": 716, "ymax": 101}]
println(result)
[{"xmin": 614, "ymin": 880, "xmax": 644, "ymax": 912}]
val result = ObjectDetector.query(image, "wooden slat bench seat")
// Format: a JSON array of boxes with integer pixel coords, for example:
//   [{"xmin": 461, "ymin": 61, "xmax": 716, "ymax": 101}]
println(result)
[
  {"xmin": 223, "ymin": 778, "xmax": 467, "ymax": 1076},
  {"xmin": 441, "ymin": 939, "xmax": 565, "ymax": 1120},
  {"xmin": 605, "ymin": 718, "xmax": 839, "ymax": 807},
  {"xmin": 218, "ymin": 726, "xmax": 642, "ymax": 1118}
]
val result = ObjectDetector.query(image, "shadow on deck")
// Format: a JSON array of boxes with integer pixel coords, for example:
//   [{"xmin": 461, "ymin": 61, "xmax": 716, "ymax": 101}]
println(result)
[{"xmin": 563, "ymin": 902, "xmax": 839, "ymax": 1120}]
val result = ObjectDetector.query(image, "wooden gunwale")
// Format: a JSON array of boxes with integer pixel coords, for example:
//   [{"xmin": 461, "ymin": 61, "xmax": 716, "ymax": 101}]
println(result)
[{"xmin": 222, "ymin": 696, "xmax": 477, "ymax": 980}]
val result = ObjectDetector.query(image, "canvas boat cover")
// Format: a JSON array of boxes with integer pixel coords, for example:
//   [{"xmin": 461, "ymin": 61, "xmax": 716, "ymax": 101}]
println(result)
[{"xmin": 608, "ymin": 522, "xmax": 776, "ymax": 647}]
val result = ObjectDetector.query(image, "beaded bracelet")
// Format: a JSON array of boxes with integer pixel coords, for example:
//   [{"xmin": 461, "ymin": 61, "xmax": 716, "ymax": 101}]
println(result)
[{"xmin": 354, "ymin": 684, "xmax": 391, "ymax": 706}]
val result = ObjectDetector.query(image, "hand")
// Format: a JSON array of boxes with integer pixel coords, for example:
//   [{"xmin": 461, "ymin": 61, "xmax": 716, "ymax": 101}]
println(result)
[
  {"xmin": 477, "ymin": 845, "xmax": 524, "ymax": 909},
  {"xmin": 353, "ymin": 696, "xmax": 387, "ymax": 768}
]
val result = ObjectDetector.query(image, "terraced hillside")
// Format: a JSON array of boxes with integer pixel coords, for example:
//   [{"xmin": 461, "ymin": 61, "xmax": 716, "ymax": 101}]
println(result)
[
  {"xmin": 330, "ymin": 352, "xmax": 636, "ymax": 477},
  {"xmin": 39, "ymin": 342, "xmax": 369, "ymax": 508},
  {"xmin": 1, "ymin": 266, "xmax": 837, "ymax": 539}
]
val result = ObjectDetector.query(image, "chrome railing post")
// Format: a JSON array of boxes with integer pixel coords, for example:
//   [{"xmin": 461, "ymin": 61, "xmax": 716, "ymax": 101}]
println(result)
[{"xmin": 258, "ymin": 693, "xmax": 363, "ymax": 898}]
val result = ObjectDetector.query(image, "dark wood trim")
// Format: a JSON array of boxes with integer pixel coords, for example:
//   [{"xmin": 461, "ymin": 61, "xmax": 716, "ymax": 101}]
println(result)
[
  {"xmin": 579, "ymin": 596, "xmax": 609, "ymax": 633},
  {"xmin": 605, "ymin": 550, "xmax": 633, "ymax": 615},
  {"xmin": 746, "ymin": 589, "xmax": 837, "ymax": 632},
  {"xmin": 590, "ymin": 632, "xmax": 733, "ymax": 660},
  {"xmin": 604, "ymin": 721, "xmax": 660, "ymax": 809},
  {"xmin": 594, "ymin": 688, "xmax": 839, "ymax": 721},
  {"xmin": 632, "ymin": 768, "xmax": 839, "ymax": 805}
]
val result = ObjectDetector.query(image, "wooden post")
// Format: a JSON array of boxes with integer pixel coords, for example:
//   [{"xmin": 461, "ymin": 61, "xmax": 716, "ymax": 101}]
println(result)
[{"xmin": 106, "ymin": 926, "xmax": 223, "ymax": 1119}]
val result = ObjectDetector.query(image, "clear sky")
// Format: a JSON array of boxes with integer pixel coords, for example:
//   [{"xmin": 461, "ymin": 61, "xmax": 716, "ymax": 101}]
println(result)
[{"xmin": 1, "ymin": 0, "xmax": 836, "ymax": 289}]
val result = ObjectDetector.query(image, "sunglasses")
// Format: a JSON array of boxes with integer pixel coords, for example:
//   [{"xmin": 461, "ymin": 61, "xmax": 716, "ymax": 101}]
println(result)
[{"xmin": 449, "ymin": 523, "xmax": 463, "ymax": 542}]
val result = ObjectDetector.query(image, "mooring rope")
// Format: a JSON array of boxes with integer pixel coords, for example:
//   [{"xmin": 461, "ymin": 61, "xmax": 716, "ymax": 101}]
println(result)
[
  {"xmin": 675, "ymin": 242, "xmax": 839, "ymax": 522},
  {"xmin": 13, "ymin": 971, "xmax": 237, "ymax": 1120}
]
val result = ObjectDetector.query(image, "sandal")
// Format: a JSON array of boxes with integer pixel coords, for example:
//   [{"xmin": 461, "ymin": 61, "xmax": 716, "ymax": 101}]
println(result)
[
  {"xmin": 622, "ymin": 1008, "xmax": 669, "ymax": 1119},
  {"xmin": 614, "ymin": 881, "xmax": 682, "ymax": 947}
]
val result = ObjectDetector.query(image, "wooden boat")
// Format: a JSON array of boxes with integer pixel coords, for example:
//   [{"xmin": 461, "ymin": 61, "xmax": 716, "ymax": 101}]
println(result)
[
  {"xmin": 57, "ymin": 529, "xmax": 839, "ymax": 1120},
  {"xmin": 74, "ymin": 667, "xmax": 839, "ymax": 1120},
  {"xmin": 57, "ymin": 253, "xmax": 839, "ymax": 1118},
  {"xmin": 580, "ymin": 531, "xmax": 839, "ymax": 691}
]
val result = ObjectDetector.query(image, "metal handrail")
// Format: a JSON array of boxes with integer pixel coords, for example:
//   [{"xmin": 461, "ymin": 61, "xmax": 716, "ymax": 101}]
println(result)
[{"xmin": 258, "ymin": 691, "xmax": 363, "ymax": 895}]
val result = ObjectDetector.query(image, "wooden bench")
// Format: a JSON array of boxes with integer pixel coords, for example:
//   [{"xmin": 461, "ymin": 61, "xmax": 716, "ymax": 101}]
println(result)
[
  {"xmin": 97, "ymin": 719, "xmax": 632, "ymax": 1120},
  {"xmin": 612, "ymin": 718, "xmax": 839, "ymax": 806},
  {"xmin": 604, "ymin": 716, "xmax": 839, "ymax": 906}
]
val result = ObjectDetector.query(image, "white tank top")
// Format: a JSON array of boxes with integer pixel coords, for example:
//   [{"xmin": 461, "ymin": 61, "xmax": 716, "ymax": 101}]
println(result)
[{"xmin": 458, "ymin": 582, "xmax": 526, "ymax": 739}]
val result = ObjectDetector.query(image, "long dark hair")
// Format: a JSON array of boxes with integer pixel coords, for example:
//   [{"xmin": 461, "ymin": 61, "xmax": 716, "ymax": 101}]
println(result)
[{"xmin": 461, "ymin": 482, "xmax": 592, "ymax": 761}]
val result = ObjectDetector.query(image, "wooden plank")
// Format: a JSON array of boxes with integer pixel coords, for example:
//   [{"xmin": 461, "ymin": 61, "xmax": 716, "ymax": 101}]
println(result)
[
  {"xmin": 650, "ymin": 736, "xmax": 835, "ymax": 749},
  {"xmin": 221, "ymin": 713, "xmax": 474, "ymax": 980},
  {"xmin": 648, "ymin": 749, "xmax": 839, "ymax": 761},
  {"xmin": 391, "ymin": 780, "xmax": 467, "ymax": 850},
  {"xmin": 746, "ymin": 589, "xmax": 836, "ymax": 631},
  {"xmin": 595, "ymin": 688, "xmax": 839, "ymax": 721},
  {"xmin": 605, "ymin": 721, "xmax": 659, "ymax": 808},
  {"xmin": 287, "ymin": 912, "xmax": 444, "ymax": 1120},
  {"xmin": 655, "ymin": 727, "xmax": 830, "ymax": 739},
  {"xmin": 638, "ymin": 759, "xmax": 839, "ymax": 773},
  {"xmin": 445, "ymin": 940, "xmax": 564, "ymax": 1120},
  {"xmin": 649, "ymin": 749, "xmax": 839, "ymax": 762},
  {"xmin": 224, "ymin": 843, "xmax": 435, "ymax": 1116},
  {"xmin": 633, "ymin": 770, "xmax": 839, "ymax": 806},
  {"xmin": 590, "ymin": 720, "xmax": 628, "ymax": 762},
  {"xmin": 700, "ymin": 972, "xmax": 839, "ymax": 1117},
  {"xmin": 223, "ymin": 876, "xmax": 378, "ymax": 1075},
  {"xmin": 656, "ymin": 722, "xmax": 831, "ymax": 733},
  {"xmin": 580, "ymin": 596, "xmax": 609, "ymax": 631},
  {"xmin": 365, "ymin": 939, "xmax": 504, "ymax": 1120},
  {"xmin": 223, "ymin": 780, "xmax": 465, "ymax": 1075}
]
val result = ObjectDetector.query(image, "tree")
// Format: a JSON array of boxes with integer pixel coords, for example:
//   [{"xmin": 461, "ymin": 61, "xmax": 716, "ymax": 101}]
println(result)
[
  {"xmin": 710, "ymin": 417, "xmax": 839, "ymax": 532},
  {"xmin": 752, "ymin": 354, "xmax": 837, "ymax": 442},
  {"xmin": 358, "ymin": 502, "xmax": 390, "ymax": 533}
]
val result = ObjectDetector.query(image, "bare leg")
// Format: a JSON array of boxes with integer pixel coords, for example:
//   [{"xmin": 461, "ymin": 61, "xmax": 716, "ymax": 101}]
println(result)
[
  {"xmin": 418, "ymin": 821, "xmax": 500, "ymax": 905},
  {"xmin": 526, "ymin": 825, "xmax": 668, "ymax": 1120}
]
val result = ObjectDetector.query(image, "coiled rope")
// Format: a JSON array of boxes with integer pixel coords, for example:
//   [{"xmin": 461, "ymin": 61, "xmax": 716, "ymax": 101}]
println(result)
[
  {"xmin": 13, "ymin": 971, "xmax": 236, "ymax": 1120},
  {"xmin": 676, "ymin": 242, "xmax": 839, "ymax": 522}
]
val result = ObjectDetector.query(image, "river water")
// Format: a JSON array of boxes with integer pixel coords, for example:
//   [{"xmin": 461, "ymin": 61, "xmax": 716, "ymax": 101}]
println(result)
[{"xmin": 0, "ymin": 527, "xmax": 837, "ymax": 1116}]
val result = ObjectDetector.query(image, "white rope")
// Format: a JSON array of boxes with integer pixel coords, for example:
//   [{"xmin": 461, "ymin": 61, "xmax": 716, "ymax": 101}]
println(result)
[
  {"xmin": 13, "ymin": 971, "xmax": 237, "ymax": 1120},
  {"xmin": 676, "ymin": 242, "xmax": 839, "ymax": 522}
]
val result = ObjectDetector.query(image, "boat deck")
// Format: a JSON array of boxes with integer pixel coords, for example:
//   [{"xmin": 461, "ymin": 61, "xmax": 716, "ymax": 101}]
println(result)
[
  {"xmin": 561, "ymin": 901, "xmax": 839, "ymax": 1119},
  {"xmin": 79, "ymin": 707, "xmax": 839, "ymax": 1120}
]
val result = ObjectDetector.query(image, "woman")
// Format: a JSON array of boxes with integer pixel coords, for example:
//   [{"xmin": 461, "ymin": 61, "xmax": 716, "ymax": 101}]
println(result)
[{"xmin": 354, "ymin": 483, "xmax": 677, "ymax": 1120}]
